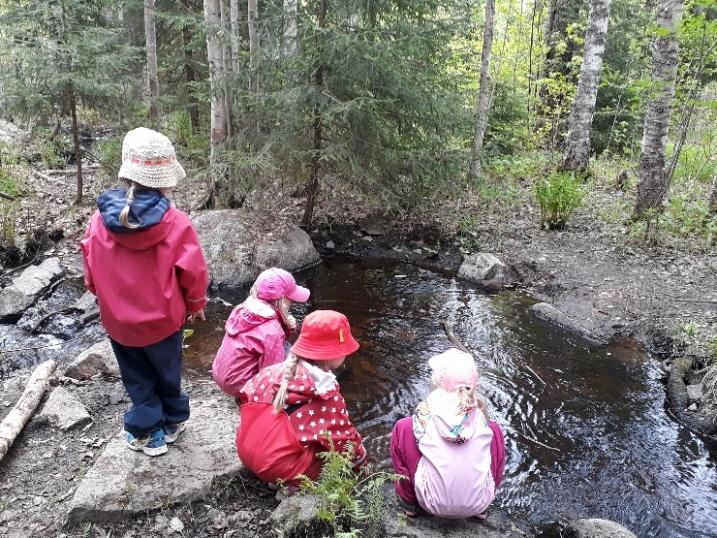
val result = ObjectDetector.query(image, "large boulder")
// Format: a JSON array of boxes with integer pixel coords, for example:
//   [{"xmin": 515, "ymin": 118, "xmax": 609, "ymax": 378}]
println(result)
[
  {"xmin": 0, "ymin": 258, "xmax": 64, "ymax": 319},
  {"xmin": 192, "ymin": 210, "xmax": 320, "ymax": 287},
  {"xmin": 569, "ymin": 518, "xmax": 637, "ymax": 538},
  {"xmin": 458, "ymin": 253, "xmax": 508, "ymax": 292},
  {"xmin": 0, "ymin": 120, "xmax": 28, "ymax": 146},
  {"xmin": 63, "ymin": 339, "xmax": 120, "ymax": 380},
  {"xmin": 35, "ymin": 387, "xmax": 91, "ymax": 431},
  {"xmin": 66, "ymin": 397, "xmax": 242, "ymax": 523}
]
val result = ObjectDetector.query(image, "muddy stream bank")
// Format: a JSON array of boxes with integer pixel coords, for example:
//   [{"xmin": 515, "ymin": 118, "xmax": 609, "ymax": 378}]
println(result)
[{"xmin": 184, "ymin": 258, "xmax": 717, "ymax": 538}]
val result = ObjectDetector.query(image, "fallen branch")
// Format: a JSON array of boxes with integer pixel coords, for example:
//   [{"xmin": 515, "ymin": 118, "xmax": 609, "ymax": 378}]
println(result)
[
  {"xmin": 0, "ymin": 359, "xmax": 57, "ymax": 462},
  {"xmin": 0, "ymin": 191, "xmax": 16, "ymax": 201},
  {"xmin": 440, "ymin": 320, "xmax": 471, "ymax": 354},
  {"xmin": 31, "ymin": 168, "xmax": 65, "ymax": 186}
]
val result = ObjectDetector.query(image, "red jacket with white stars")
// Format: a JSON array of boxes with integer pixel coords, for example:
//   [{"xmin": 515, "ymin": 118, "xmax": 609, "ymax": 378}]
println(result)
[{"xmin": 237, "ymin": 360, "xmax": 366, "ymax": 481}]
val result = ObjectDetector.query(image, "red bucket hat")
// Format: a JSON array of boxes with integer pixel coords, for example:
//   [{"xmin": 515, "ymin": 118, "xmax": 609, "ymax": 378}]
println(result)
[{"xmin": 291, "ymin": 310, "xmax": 360, "ymax": 361}]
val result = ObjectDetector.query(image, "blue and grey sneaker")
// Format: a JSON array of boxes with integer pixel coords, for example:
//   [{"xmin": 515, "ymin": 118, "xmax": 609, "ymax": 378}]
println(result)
[
  {"xmin": 163, "ymin": 422, "xmax": 186, "ymax": 444},
  {"xmin": 126, "ymin": 429, "xmax": 168, "ymax": 456}
]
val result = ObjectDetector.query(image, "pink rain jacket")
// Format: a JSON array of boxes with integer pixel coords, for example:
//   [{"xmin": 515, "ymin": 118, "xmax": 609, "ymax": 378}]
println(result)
[
  {"xmin": 81, "ymin": 208, "xmax": 209, "ymax": 347},
  {"xmin": 413, "ymin": 390, "xmax": 496, "ymax": 518},
  {"xmin": 212, "ymin": 296, "xmax": 289, "ymax": 397}
]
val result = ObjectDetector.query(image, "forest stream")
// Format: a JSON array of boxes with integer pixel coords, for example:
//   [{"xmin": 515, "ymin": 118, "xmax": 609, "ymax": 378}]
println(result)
[{"xmin": 183, "ymin": 259, "xmax": 717, "ymax": 538}]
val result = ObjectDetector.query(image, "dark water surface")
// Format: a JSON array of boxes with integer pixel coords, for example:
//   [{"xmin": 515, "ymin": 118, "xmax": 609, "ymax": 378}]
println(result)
[{"xmin": 185, "ymin": 260, "xmax": 717, "ymax": 537}]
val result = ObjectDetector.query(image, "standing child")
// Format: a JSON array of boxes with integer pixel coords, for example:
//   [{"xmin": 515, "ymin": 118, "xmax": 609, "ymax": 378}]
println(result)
[
  {"xmin": 81, "ymin": 127, "xmax": 209, "ymax": 457},
  {"xmin": 212, "ymin": 268, "xmax": 310, "ymax": 399},
  {"xmin": 390, "ymin": 348, "xmax": 505, "ymax": 518},
  {"xmin": 236, "ymin": 310, "xmax": 366, "ymax": 486}
]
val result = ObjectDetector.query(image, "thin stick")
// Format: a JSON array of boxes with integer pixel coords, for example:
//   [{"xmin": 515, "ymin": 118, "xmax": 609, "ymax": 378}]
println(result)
[
  {"xmin": 0, "ymin": 191, "xmax": 16, "ymax": 201},
  {"xmin": 440, "ymin": 321, "xmax": 471, "ymax": 354}
]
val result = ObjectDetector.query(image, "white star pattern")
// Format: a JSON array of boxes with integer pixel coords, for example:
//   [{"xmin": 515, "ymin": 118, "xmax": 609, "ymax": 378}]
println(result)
[
  {"xmin": 296, "ymin": 412, "xmax": 303, "ymax": 418},
  {"xmin": 301, "ymin": 435, "xmax": 307, "ymax": 442},
  {"xmin": 259, "ymin": 384, "xmax": 265, "ymax": 390},
  {"xmin": 333, "ymin": 395, "xmax": 339, "ymax": 402},
  {"xmin": 331, "ymin": 419, "xmax": 336, "ymax": 425},
  {"xmin": 331, "ymin": 407, "xmax": 337, "ymax": 413},
  {"xmin": 339, "ymin": 420, "xmax": 345, "ymax": 426},
  {"xmin": 308, "ymin": 409, "xmax": 315, "ymax": 416},
  {"xmin": 321, "ymin": 406, "xmax": 327, "ymax": 412},
  {"xmin": 313, "ymin": 434, "xmax": 318, "ymax": 440},
  {"xmin": 253, "ymin": 396, "xmax": 258, "ymax": 401},
  {"xmin": 299, "ymin": 424, "xmax": 305, "ymax": 431},
  {"xmin": 319, "ymin": 418, "xmax": 325, "ymax": 424},
  {"xmin": 310, "ymin": 421, "xmax": 317, "ymax": 428}
]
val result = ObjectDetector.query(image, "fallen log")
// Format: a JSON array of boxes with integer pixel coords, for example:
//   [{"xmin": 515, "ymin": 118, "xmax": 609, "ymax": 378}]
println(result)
[{"xmin": 0, "ymin": 359, "xmax": 57, "ymax": 462}]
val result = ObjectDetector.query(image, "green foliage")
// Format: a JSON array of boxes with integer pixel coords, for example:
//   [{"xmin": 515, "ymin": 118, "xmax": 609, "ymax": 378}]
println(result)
[
  {"xmin": 535, "ymin": 170, "xmax": 585, "ymax": 230},
  {"xmin": 0, "ymin": 200, "xmax": 17, "ymax": 245},
  {"xmin": 0, "ymin": 168, "xmax": 21, "ymax": 198},
  {"xmin": 296, "ymin": 444, "xmax": 400, "ymax": 538},
  {"xmin": 97, "ymin": 137, "xmax": 122, "ymax": 180}
]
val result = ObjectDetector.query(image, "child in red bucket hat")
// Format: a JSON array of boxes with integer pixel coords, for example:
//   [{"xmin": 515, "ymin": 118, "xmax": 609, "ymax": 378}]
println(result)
[
  {"xmin": 236, "ymin": 310, "xmax": 367, "ymax": 487},
  {"xmin": 212, "ymin": 268, "xmax": 310, "ymax": 399}
]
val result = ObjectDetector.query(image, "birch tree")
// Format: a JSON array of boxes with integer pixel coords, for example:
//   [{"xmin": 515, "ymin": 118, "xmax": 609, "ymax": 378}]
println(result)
[
  {"xmin": 561, "ymin": 0, "xmax": 613, "ymax": 172},
  {"xmin": 468, "ymin": 0, "xmax": 495, "ymax": 181},
  {"xmin": 204, "ymin": 0, "xmax": 228, "ymax": 202},
  {"xmin": 230, "ymin": 0, "xmax": 241, "ymax": 73},
  {"xmin": 634, "ymin": 0, "xmax": 684, "ymax": 218},
  {"xmin": 709, "ymin": 166, "xmax": 717, "ymax": 214},
  {"xmin": 248, "ymin": 0, "xmax": 259, "ymax": 92},
  {"xmin": 282, "ymin": 0, "xmax": 298, "ymax": 58},
  {"xmin": 144, "ymin": 0, "xmax": 160, "ymax": 125}
]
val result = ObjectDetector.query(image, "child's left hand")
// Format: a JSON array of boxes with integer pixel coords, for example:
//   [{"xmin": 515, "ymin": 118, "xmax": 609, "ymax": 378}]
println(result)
[
  {"xmin": 286, "ymin": 314, "xmax": 297, "ymax": 331},
  {"xmin": 188, "ymin": 309, "xmax": 206, "ymax": 323}
]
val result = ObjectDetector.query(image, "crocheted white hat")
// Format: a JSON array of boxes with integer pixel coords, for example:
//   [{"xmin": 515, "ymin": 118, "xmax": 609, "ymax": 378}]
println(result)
[{"xmin": 118, "ymin": 127, "xmax": 186, "ymax": 188}]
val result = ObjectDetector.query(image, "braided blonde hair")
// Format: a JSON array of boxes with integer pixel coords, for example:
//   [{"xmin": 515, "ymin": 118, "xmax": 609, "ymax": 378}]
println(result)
[
  {"xmin": 273, "ymin": 352, "xmax": 300, "ymax": 413},
  {"xmin": 118, "ymin": 182, "xmax": 141, "ymax": 229}
]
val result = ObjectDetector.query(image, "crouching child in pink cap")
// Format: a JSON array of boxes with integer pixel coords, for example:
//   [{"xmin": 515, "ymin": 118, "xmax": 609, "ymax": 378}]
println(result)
[
  {"xmin": 212, "ymin": 268, "xmax": 310, "ymax": 400},
  {"xmin": 390, "ymin": 348, "xmax": 506, "ymax": 518}
]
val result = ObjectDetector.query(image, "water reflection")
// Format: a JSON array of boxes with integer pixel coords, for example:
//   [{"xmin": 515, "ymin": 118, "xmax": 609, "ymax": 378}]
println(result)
[{"xmin": 184, "ymin": 260, "xmax": 717, "ymax": 538}]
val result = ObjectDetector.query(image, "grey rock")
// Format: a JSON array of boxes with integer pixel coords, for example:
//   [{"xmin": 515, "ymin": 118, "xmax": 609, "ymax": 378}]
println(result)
[
  {"xmin": 325, "ymin": 240, "xmax": 336, "ymax": 250},
  {"xmin": 530, "ymin": 302, "xmax": 606, "ymax": 347},
  {"xmin": 192, "ymin": 210, "xmax": 320, "ymax": 287},
  {"xmin": 63, "ymin": 340, "xmax": 120, "ymax": 380},
  {"xmin": 687, "ymin": 383, "xmax": 702, "ymax": 402},
  {"xmin": 570, "ymin": 518, "xmax": 637, "ymax": 538},
  {"xmin": 458, "ymin": 253, "xmax": 507, "ymax": 292},
  {"xmin": 66, "ymin": 398, "xmax": 242, "ymax": 523},
  {"xmin": 0, "ymin": 120, "xmax": 29, "ymax": 146},
  {"xmin": 270, "ymin": 494, "xmax": 332, "ymax": 537},
  {"xmin": 73, "ymin": 291, "xmax": 97, "ymax": 312},
  {"xmin": 0, "ymin": 258, "xmax": 64, "ymax": 318},
  {"xmin": 36, "ymin": 387, "xmax": 91, "ymax": 431}
]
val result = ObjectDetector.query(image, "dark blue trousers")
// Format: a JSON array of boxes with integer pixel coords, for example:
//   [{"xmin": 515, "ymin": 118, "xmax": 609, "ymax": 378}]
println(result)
[{"xmin": 110, "ymin": 330, "xmax": 190, "ymax": 437}]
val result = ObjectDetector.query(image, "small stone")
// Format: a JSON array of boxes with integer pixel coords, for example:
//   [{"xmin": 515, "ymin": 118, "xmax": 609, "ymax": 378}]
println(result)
[
  {"xmin": 169, "ymin": 517, "xmax": 184, "ymax": 533},
  {"xmin": 686, "ymin": 384, "xmax": 702, "ymax": 402},
  {"xmin": 688, "ymin": 403, "xmax": 698, "ymax": 411},
  {"xmin": 325, "ymin": 240, "xmax": 335, "ymax": 249}
]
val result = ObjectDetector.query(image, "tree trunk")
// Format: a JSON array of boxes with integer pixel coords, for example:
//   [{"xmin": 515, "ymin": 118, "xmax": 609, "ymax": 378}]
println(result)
[
  {"xmin": 204, "ymin": 0, "xmax": 229, "ymax": 206},
  {"xmin": 0, "ymin": 360, "xmax": 56, "ymax": 461},
  {"xmin": 301, "ymin": 0, "xmax": 328, "ymax": 229},
  {"xmin": 230, "ymin": 0, "xmax": 242, "ymax": 73},
  {"xmin": 182, "ymin": 21, "xmax": 200, "ymax": 132},
  {"xmin": 468, "ymin": 0, "xmax": 496, "ymax": 182},
  {"xmin": 282, "ymin": 0, "xmax": 298, "ymax": 58},
  {"xmin": 634, "ymin": 0, "xmax": 684, "ymax": 218},
  {"xmin": 248, "ymin": 0, "xmax": 260, "ymax": 93},
  {"xmin": 561, "ymin": 0, "xmax": 612, "ymax": 173},
  {"xmin": 70, "ymin": 89, "xmax": 83, "ymax": 205},
  {"xmin": 220, "ymin": 0, "xmax": 234, "ymax": 138},
  {"xmin": 709, "ymin": 166, "xmax": 717, "ymax": 214},
  {"xmin": 144, "ymin": 0, "xmax": 160, "ymax": 125}
]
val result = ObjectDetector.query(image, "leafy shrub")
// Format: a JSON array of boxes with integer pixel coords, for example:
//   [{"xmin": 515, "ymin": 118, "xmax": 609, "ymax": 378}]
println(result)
[
  {"xmin": 535, "ymin": 171, "xmax": 585, "ymax": 229},
  {"xmin": 296, "ymin": 444, "xmax": 401, "ymax": 538},
  {"xmin": 0, "ymin": 168, "xmax": 21, "ymax": 197}
]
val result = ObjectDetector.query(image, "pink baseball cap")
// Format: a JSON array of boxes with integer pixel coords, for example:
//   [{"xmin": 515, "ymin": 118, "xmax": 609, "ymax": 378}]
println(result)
[
  {"xmin": 428, "ymin": 348, "xmax": 479, "ymax": 392},
  {"xmin": 254, "ymin": 268, "xmax": 310, "ymax": 303}
]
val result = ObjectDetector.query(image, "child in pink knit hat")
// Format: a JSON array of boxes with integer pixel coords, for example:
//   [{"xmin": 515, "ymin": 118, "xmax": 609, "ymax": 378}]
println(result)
[
  {"xmin": 390, "ymin": 348, "xmax": 506, "ymax": 519},
  {"xmin": 212, "ymin": 268, "xmax": 310, "ymax": 400}
]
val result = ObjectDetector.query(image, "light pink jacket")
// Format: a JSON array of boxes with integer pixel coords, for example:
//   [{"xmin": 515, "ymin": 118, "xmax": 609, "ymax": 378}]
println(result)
[
  {"xmin": 212, "ymin": 296, "xmax": 289, "ymax": 397},
  {"xmin": 413, "ymin": 390, "xmax": 496, "ymax": 518}
]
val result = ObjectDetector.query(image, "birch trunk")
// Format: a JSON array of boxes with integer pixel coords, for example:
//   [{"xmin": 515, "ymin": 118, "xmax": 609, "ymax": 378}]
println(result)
[
  {"xmin": 144, "ymin": 0, "xmax": 160, "ymax": 125},
  {"xmin": 282, "ymin": 0, "xmax": 298, "ymax": 58},
  {"xmin": 230, "ymin": 0, "xmax": 241, "ymax": 73},
  {"xmin": 0, "ymin": 360, "xmax": 56, "ymax": 461},
  {"xmin": 301, "ymin": 0, "xmax": 328, "ymax": 228},
  {"xmin": 561, "ymin": 0, "xmax": 612, "ymax": 172},
  {"xmin": 634, "ymin": 0, "xmax": 684, "ymax": 218},
  {"xmin": 182, "ymin": 20, "xmax": 200, "ymax": 132},
  {"xmin": 204, "ymin": 0, "xmax": 229, "ymax": 204},
  {"xmin": 468, "ymin": 0, "xmax": 496, "ymax": 181},
  {"xmin": 248, "ymin": 0, "xmax": 259, "ymax": 92}
]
